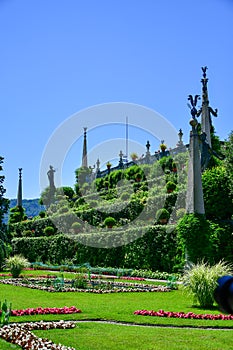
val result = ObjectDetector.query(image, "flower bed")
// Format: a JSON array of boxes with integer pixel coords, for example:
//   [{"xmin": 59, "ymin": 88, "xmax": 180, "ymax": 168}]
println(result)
[
  {"xmin": 134, "ymin": 309, "xmax": 233, "ymax": 320},
  {"xmin": 0, "ymin": 306, "xmax": 81, "ymax": 317},
  {"xmin": 0, "ymin": 320, "xmax": 76, "ymax": 349},
  {"xmin": 0, "ymin": 278, "xmax": 170, "ymax": 293}
]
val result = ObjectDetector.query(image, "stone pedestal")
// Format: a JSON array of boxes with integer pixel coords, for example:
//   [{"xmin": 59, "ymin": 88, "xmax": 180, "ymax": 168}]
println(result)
[{"xmin": 186, "ymin": 121, "xmax": 205, "ymax": 214}]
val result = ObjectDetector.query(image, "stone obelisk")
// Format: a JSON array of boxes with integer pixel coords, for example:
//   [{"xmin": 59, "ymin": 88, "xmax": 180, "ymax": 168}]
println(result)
[
  {"xmin": 82, "ymin": 127, "xmax": 88, "ymax": 168},
  {"xmin": 17, "ymin": 168, "xmax": 23, "ymax": 207},
  {"xmin": 186, "ymin": 95, "xmax": 205, "ymax": 214}
]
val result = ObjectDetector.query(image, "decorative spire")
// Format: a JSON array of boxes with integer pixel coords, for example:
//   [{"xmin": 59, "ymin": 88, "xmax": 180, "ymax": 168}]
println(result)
[
  {"xmin": 199, "ymin": 66, "xmax": 218, "ymax": 148},
  {"xmin": 82, "ymin": 127, "xmax": 88, "ymax": 168},
  {"xmin": 17, "ymin": 168, "xmax": 23, "ymax": 207}
]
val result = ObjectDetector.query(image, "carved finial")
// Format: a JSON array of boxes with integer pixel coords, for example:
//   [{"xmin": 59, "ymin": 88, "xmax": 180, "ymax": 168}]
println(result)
[
  {"xmin": 18, "ymin": 168, "xmax": 22, "ymax": 179},
  {"xmin": 201, "ymin": 66, "xmax": 208, "ymax": 78}
]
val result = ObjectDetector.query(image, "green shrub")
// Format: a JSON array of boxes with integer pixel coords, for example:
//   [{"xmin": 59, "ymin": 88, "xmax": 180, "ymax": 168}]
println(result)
[
  {"xmin": 182, "ymin": 260, "xmax": 233, "ymax": 308},
  {"xmin": 120, "ymin": 192, "xmax": 131, "ymax": 201},
  {"xmin": 72, "ymin": 275, "xmax": 87, "ymax": 289},
  {"xmin": 155, "ymin": 208, "xmax": 170, "ymax": 223},
  {"xmin": 103, "ymin": 216, "xmax": 117, "ymax": 228},
  {"xmin": 202, "ymin": 166, "xmax": 233, "ymax": 220},
  {"xmin": 39, "ymin": 211, "xmax": 46, "ymax": 218},
  {"xmin": 5, "ymin": 255, "xmax": 30, "ymax": 278},
  {"xmin": 71, "ymin": 222, "xmax": 82, "ymax": 233},
  {"xmin": 176, "ymin": 208, "xmax": 186, "ymax": 220},
  {"xmin": 176, "ymin": 214, "xmax": 213, "ymax": 264},
  {"xmin": 43, "ymin": 226, "xmax": 55, "ymax": 236},
  {"xmin": 22, "ymin": 230, "xmax": 34, "ymax": 237},
  {"xmin": 166, "ymin": 181, "xmax": 176, "ymax": 193},
  {"xmin": 0, "ymin": 300, "xmax": 12, "ymax": 326}
]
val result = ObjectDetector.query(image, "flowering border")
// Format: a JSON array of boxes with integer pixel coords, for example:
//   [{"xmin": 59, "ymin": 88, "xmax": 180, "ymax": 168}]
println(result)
[
  {"xmin": 134, "ymin": 309, "xmax": 233, "ymax": 320},
  {"xmin": 0, "ymin": 306, "xmax": 81, "ymax": 317},
  {"xmin": 0, "ymin": 278, "xmax": 170, "ymax": 293}
]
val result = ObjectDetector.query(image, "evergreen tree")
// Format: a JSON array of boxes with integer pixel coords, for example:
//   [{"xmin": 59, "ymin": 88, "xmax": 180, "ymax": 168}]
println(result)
[{"xmin": 0, "ymin": 156, "xmax": 9, "ymax": 237}]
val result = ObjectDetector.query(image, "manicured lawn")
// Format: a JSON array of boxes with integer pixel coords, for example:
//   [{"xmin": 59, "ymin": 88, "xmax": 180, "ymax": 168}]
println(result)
[
  {"xmin": 0, "ymin": 338, "xmax": 21, "ymax": 349},
  {"xmin": 0, "ymin": 274, "xmax": 233, "ymax": 349},
  {"xmin": 34, "ymin": 322, "xmax": 232, "ymax": 350}
]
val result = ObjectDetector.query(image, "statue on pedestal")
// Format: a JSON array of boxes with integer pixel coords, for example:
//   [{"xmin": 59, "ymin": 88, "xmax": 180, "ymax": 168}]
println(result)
[{"xmin": 47, "ymin": 165, "xmax": 56, "ymax": 193}]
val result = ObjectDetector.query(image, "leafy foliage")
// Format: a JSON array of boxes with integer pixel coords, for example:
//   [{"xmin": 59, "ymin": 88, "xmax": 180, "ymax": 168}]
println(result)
[
  {"xmin": 103, "ymin": 216, "xmax": 117, "ymax": 227},
  {"xmin": 0, "ymin": 300, "xmax": 12, "ymax": 326},
  {"xmin": 202, "ymin": 166, "xmax": 233, "ymax": 219},
  {"xmin": 8, "ymin": 205, "xmax": 25, "ymax": 224},
  {"xmin": 176, "ymin": 214, "xmax": 213, "ymax": 264},
  {"xmin": 0, "ymin": 157, "xmax": 9, "ymax": 233}
]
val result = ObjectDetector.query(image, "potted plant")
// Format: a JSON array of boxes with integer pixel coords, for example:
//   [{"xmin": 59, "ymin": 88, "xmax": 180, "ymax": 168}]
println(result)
[
  {"xmin": 130, "ymin": 152, "xmax": 138, "ymax": 162},
  {"xmin": 106, "ymin": 162, "xmax": 112, "ymax": 174},
  {"xmin": 160, "ymin": 143, "xmax": 167, "ymax": 152},
  {"xmin": 156, "ymin": 208, "xmax": 170, "ymax": 224}
]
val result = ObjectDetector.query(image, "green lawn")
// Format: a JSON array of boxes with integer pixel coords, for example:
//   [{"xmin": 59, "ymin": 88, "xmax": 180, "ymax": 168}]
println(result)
[
  {"xmin": 34, "ymin": 322, "xmax": 232, "ymax": 350},
  {"xmin": 0, "ymin": 273, "xmax": 233, "ymax": 349}
]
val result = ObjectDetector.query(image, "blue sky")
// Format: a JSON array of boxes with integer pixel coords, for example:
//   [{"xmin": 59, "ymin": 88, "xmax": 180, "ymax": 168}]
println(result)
[{"xmin": 0, "ymin": 0, "xmax": 232, "ymax": 199}]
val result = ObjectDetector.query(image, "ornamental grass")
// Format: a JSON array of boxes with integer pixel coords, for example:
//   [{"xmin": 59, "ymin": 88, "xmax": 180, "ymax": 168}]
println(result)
[{"xmin": 181, "ymin": 260, "xmax": 233, "ymax": 308}]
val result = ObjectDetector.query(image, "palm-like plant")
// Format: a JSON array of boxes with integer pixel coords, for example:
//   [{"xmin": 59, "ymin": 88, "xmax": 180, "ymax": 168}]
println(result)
[{"xmin": 5, "ymin": 255, "xmax": 30, "ymax": 278}]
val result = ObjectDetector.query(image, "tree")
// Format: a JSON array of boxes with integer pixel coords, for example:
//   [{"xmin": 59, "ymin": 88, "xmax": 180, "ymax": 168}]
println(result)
[
  {"xmin": 74, "ymin": 166, "xmax": 92, "ymax": 196},
  {"xmin": 39, "ymin": 186, "xmax": 55, "ymax": 207},
  {"xmin": 58, "ymin": 186, "xmax": 75, "ymax": 200},
  {"xmin": 222, "ymin": 131, "xmax": 233, "ymax": 196},
  {"xmin": 0, "ymin": 157, "xmax": 9, "ymax": 235},
  {"xmin": 202, "ymin": 165, "xmax": 233, "ymax": 220},
  {"xmin": 8, "ymin": 205, "xmax": 26, "ymax": 224},
  {"xmin": 176, "ymin": 213, "xmax": 213, "ymax": 264}
]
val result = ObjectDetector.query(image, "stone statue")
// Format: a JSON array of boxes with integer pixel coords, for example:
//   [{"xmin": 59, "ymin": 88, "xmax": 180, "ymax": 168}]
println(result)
[
  {"xmin": 188, "ymin": 95, "xmax": 200, "ymax": 117},
  {"xmin": 47, "ymin": 165, "xmax": 56, "ymax": 191}
]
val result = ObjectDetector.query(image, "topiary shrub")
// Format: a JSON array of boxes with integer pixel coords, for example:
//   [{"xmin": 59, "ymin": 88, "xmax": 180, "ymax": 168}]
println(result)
[
  {"xmin": 120, "ymin": 192, "xmax": 131, "ymax": 201},
  {"xmin": 71, "ymin": 222, "xmax": 82, "ymax": 234},
  {"xmin": 43, "ymin": 226, "xmax": 55, "ymax": 236},
  {"xmin": 166, "ymin": 181, "xmax": 176, "ymax": 193},
  {"xmin": 155, "ymin": 208, "xmax": 170, "ymax": 224},
  {"xmin": 103, "ymin": 216, "xmax": 117, "ymax": 228},
  {"xmin": 5, "ymin": 255, "xmax": 30, "ymax": 278}
]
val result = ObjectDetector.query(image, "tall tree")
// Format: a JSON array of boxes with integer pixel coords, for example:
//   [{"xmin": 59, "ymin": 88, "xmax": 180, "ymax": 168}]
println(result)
[{"xmin": 0, "ymin": 156, "xmax": 9, "ymax": 237}]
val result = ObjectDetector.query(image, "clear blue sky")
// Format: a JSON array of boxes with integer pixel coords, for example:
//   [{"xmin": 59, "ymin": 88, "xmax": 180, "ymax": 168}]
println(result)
[{"xmin": 1, "ymin": 0, "xmax": 232, "ymax": 199}]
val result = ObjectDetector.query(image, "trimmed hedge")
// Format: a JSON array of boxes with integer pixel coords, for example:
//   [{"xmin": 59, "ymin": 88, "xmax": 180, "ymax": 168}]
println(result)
[
  {"xmin": 12, "ymin": 225, "xmax": 179, "ymax": 272},
  {"xmin": 12, "ymin": 220, "xmax": 233, "ymax": 272}
]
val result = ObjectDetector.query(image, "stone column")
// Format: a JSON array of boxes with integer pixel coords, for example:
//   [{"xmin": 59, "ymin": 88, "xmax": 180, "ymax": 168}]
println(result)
[
  {"xmin": 186, "ymin": 105, "xmax": 205, "ymax": 214},
  {"xmin": 17, "ymin": 168, "xmax": 23, "ymax": 207}
]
